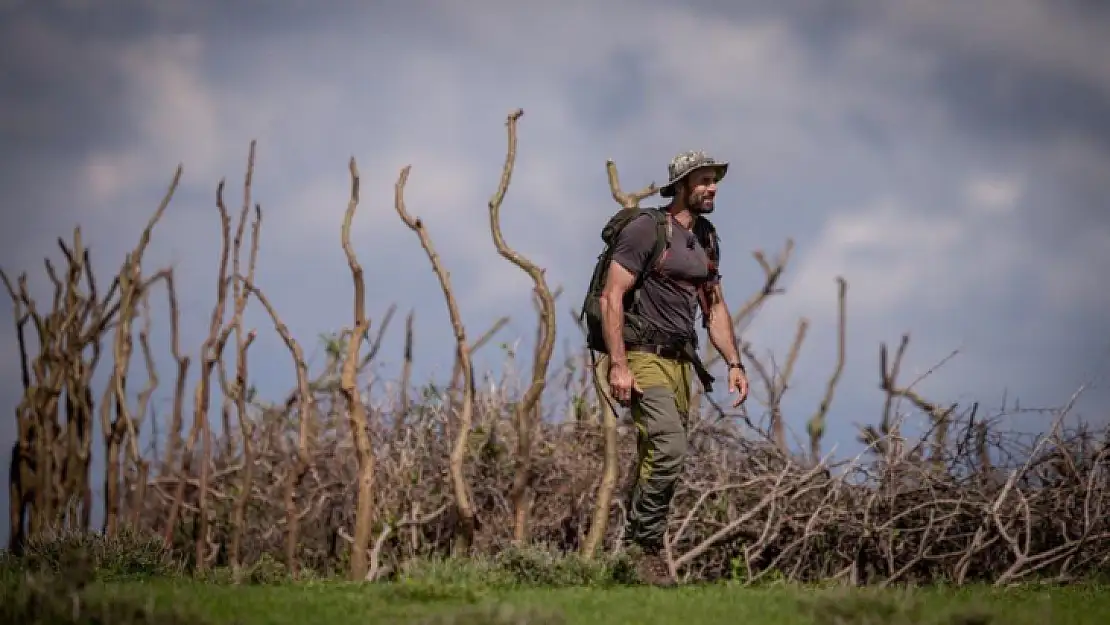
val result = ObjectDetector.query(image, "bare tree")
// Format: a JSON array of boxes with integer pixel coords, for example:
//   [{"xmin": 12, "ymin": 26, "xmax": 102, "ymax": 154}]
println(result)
[
  {"xmin": 394, "ymin": 165, "xmax": 478, "ymax": 554},
  {"xmin": 397, "ymin": 309, "xmax": 414, "ymax": 431},
  {"xmin": 339, "ymin": 157, "xmax": 376, "ymax": 580},
  {"xmin": 160, "ymin": 172, "xmax": 233, "ymax": 571},
  {"xmin": 2, "ymin": 226, "xmax": 121, "ymax": 549},
  {"xmin": 484, "ymin": 109, "xmax": 559, "ymax": 543},
  {"xmin": 214, "ymin": 141, "xmax": 263, "ymax": 578},
  {"xmin": 156, "ymin": 269, "xmax": 190, "ymax": 489},
  {"xmin": 240, "ymin": 280, "xmax": 313, "ymax": 574},
  {"xmin": 126, "ymin": 289, "xmax": 158, "ymax": 527},
  {"xmin": 806, "ymin": 277, "xmax": 847, "ymax": 463},
  {"xmin": 104, "ymin": 165, "xmax": 181, "ymax": 536},
  {"xmin": 743, "ymin": 318, "xmax": 808, "ymax": 453}
]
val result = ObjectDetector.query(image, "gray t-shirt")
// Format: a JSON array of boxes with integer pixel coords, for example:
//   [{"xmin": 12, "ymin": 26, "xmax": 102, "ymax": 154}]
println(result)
[{"xmin": 610, "ymin": 212, "xmax": 716, "ymax": 343}]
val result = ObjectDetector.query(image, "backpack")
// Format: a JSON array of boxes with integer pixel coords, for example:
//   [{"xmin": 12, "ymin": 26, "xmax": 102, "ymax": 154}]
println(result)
[{"xmin": 579, "ymin": 207, "xmax": 721, "ymax": 356}]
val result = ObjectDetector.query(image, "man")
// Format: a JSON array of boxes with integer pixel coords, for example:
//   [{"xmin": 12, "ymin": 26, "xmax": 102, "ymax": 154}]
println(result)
[{"xmin": 598, "ymin": 150, "xmax": 749, "ymax": 586}]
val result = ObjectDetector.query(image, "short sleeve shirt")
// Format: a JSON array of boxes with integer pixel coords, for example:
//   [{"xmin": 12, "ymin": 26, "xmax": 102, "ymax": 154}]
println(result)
[{"xmin": 609, "ymin": 212, "xmax": 715, "ymax": 341}]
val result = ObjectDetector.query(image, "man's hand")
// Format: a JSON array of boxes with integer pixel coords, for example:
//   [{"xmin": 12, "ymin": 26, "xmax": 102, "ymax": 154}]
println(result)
[
  {"xmin": 608, "ymin": 361, "xmax": 639, "ymax": 405},
  {"xmin": 728, "ymin": 366, "xmax": 749, "ymax": 407}
]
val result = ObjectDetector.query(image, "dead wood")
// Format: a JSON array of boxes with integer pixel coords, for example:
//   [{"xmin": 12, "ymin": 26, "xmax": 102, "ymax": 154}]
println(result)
[
  {"xmin": 394, "ymin": 164, "xmax": 477, "ymax": 555},
  {"xmin": 483, "ymin": 109, "xmax": 558, "ymax": 544},
  {"xmin": 339, "ymin": 156, "xmax": 375, "ymax": 580},
  {"xmin": 806, "ymin": 277, "xmax": 847, "ymax": 463},
  {"xmin": 211, "ymin": 140, "xmax": 263, "ymax": 579},
  {"xmin": 105, "ymin": 164, "xmax": 181, "ymax": 537},
  {"xmin": 5, "ymin": 139, "xmax": 1107, "ymax": 592}
]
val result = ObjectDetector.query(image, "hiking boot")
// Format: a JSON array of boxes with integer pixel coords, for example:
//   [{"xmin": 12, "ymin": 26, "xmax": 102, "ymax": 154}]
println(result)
[{"xmin": 631, "ymin": 549, "xmax": 676, "ymax": 587}]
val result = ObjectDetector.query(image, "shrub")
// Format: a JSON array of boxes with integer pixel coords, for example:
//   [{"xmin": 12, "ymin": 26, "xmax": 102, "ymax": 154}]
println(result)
[
  {"xmin": 14, "ymin": 525, "xmax": 181, "ymax": 582},
  {"xmin": 491, "ymin": 544, "xmax": 635, "ymax": 588},
  {"xmin": 398, "ymin": 544, "xmax": 634, "ymax": 592}
]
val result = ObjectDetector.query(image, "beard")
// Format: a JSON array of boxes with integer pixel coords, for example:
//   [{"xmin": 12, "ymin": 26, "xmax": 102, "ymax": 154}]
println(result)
[{"xmin": 684, "ymin": 187, "xmax": 716, "ymax": 214}]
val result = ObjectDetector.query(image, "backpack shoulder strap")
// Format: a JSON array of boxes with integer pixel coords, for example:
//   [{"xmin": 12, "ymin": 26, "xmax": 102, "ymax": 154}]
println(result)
[
  {"xmin": 643, "ymin": 207, "xmax": 672, "ymax": 278},
  {"xmin": 691, "ymin": 216, "xmax": 721, "ymax": 328},
  {"xmin": 600, "ymin": 207, "xmax": 671, "ymax": 277},
  {"xmin": 692, "ymin": 215, "xmax": 720, "ymax": 281}
]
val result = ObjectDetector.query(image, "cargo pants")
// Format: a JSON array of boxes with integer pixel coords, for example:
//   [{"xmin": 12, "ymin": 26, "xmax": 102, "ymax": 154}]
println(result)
[{"xmin": 595, "ymin": 350, "xmax": 692, "ymax": 553}]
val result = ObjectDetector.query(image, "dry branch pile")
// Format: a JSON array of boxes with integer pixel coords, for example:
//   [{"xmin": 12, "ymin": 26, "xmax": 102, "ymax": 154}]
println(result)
[{"xmin": 4, "ymin": 110, "xmax": 1108, "ymax": 587}]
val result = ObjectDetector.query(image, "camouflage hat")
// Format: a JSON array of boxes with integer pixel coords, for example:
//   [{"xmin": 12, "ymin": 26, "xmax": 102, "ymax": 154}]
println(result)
[{"xmin": 659, "ymin": 150, "xmax": 729, "ymax": 198}]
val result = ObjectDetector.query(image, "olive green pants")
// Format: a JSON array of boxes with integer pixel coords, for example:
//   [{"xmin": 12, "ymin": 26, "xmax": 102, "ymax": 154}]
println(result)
[{"xmin": 595, "ymin": 351, "xmax": 692, "ymax": 552}]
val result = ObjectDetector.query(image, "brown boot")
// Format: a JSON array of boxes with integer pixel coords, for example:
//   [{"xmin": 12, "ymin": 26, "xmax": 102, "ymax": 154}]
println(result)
[{"xmin": 631, "ymin": 549, "xmax": 676, "ymax": 587}]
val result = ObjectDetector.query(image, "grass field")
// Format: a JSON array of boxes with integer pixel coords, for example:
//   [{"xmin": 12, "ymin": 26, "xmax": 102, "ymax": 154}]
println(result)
[
  {"xmin": 6, "ymin": 531, "xmax": 1107, "ymax": 624},
  {"xmin": 77, "ymin": 579, "xmax": 1110, "ymax": 625}
]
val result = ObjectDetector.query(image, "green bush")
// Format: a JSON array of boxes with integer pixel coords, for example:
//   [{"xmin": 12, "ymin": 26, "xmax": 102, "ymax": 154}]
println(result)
[
  {"xmin": 197, "ymin": 553, "xmax": 338, "ymax": 586},
  {"xmin": 241, "ymin": 552, "xmax": 289, "ymax": 585},
  {"xmin": 14, "ymin": 525, "xmax": 181, "ymax": 581},
  {"xmin": 397, "ymin": 544, "xmax": 635, "ymax": 593},
  {"xmin": 491, "ymin": 544, "xmax": 635, "ymax": 588}
]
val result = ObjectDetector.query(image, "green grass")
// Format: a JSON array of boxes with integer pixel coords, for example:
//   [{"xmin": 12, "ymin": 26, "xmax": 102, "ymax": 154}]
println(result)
[
  {"xmin": 83, "ymin": 579, "xmax": 1110, "ymax": 625},
  {"xmin": 6, "ymin": 531, "xmax": 1108, "ymax": 624}
]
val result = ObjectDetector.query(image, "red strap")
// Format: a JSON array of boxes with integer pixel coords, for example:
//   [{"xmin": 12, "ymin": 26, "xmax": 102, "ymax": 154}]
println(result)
[
  {"xmin": 697, "ymin": 283, "xmax": 714, "ymax": 328},
  {"xmin": 651, "ymin": 248, "xmax": 670, "ymax": 275}
]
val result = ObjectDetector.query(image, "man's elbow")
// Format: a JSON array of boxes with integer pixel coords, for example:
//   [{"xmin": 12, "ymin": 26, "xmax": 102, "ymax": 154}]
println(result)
[{"xmin": 599, "ymin": 287, "xmax": 625, "ymax": 314}]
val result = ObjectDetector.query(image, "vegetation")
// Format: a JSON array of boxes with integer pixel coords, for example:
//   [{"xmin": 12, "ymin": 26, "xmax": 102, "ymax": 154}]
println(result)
[
  {"xmin": 3, "ymin": 533, "xmax": 1107, "ymax": 624},
  {"xmin": 3, "ymin": 108, "xmax": 1107, "ymax": 623},
  {"xmin": 11, "ymin": 580, "xmax": 1108, "ymax": 625}
]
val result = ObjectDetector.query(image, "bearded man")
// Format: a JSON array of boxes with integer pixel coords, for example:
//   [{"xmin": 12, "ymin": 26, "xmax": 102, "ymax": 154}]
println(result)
[{"xmin": 584, "ymin": 149, "xmax": 750, "ymax": 586}]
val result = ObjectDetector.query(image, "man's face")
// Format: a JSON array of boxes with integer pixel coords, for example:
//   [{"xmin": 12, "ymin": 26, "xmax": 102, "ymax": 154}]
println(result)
[{"xmin": 681, "ymin": 167, "xmax": 720, "ymax": 214}]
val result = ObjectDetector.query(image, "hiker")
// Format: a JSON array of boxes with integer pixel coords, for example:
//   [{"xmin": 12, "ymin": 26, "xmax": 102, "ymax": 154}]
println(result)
[{"xmin": 581, "ymin": 149, "xmax": 750, "ymax": 586}]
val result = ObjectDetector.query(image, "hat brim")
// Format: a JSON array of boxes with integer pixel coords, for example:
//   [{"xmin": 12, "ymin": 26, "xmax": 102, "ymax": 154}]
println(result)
[{"xmin": 659, "ymin": 162, "xmax": 729, "ymax": 198}]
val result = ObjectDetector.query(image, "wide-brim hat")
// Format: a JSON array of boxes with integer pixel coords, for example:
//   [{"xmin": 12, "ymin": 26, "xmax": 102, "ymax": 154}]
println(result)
[{"xmin": 659, "ymin": 150, "xmax": 729, "ymax": 198}]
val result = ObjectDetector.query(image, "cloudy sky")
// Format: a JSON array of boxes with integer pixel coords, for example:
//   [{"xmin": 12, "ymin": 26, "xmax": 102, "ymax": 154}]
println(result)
[{"xmin": 2, "ymin": 0, "xmax": 1109, "ymax": 539}]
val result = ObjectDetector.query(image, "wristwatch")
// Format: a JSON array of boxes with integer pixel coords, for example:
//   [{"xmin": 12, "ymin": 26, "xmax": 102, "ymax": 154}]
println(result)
[{"xmin": 727, "ymin": 361, "xmax": 745, "ymax": 373}]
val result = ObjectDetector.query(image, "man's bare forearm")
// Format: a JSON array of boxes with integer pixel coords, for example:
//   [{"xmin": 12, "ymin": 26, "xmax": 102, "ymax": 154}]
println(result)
[
  {"xmin": 708, "ymin": 311, "xmax": 740, "ymax": 364},
  {"xmin": 705, "ymin": 286, "xmax": 740, "ymax": 364},
  {"xmin": 599, "ymin": 294, "xmax": 628, "ymax": 367}
]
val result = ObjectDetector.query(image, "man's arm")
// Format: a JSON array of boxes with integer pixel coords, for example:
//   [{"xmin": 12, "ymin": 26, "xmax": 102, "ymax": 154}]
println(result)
[
  {"xmin": 600, "ymin": 214, "xmax": 657, "ymax": 367},
  {"xmin": 701, "ymin": 282, "xmax": 741, "ymax": 366},
  {"xmin": 599, "ymin": 261, "xmax": 636, "ymax": 367}
]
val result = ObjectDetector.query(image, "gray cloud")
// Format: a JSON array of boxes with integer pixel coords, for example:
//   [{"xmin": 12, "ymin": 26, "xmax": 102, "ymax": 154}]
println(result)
[{"xmin": 2, "ymin": 0, "xmax": 1107, "ymax": 541}]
